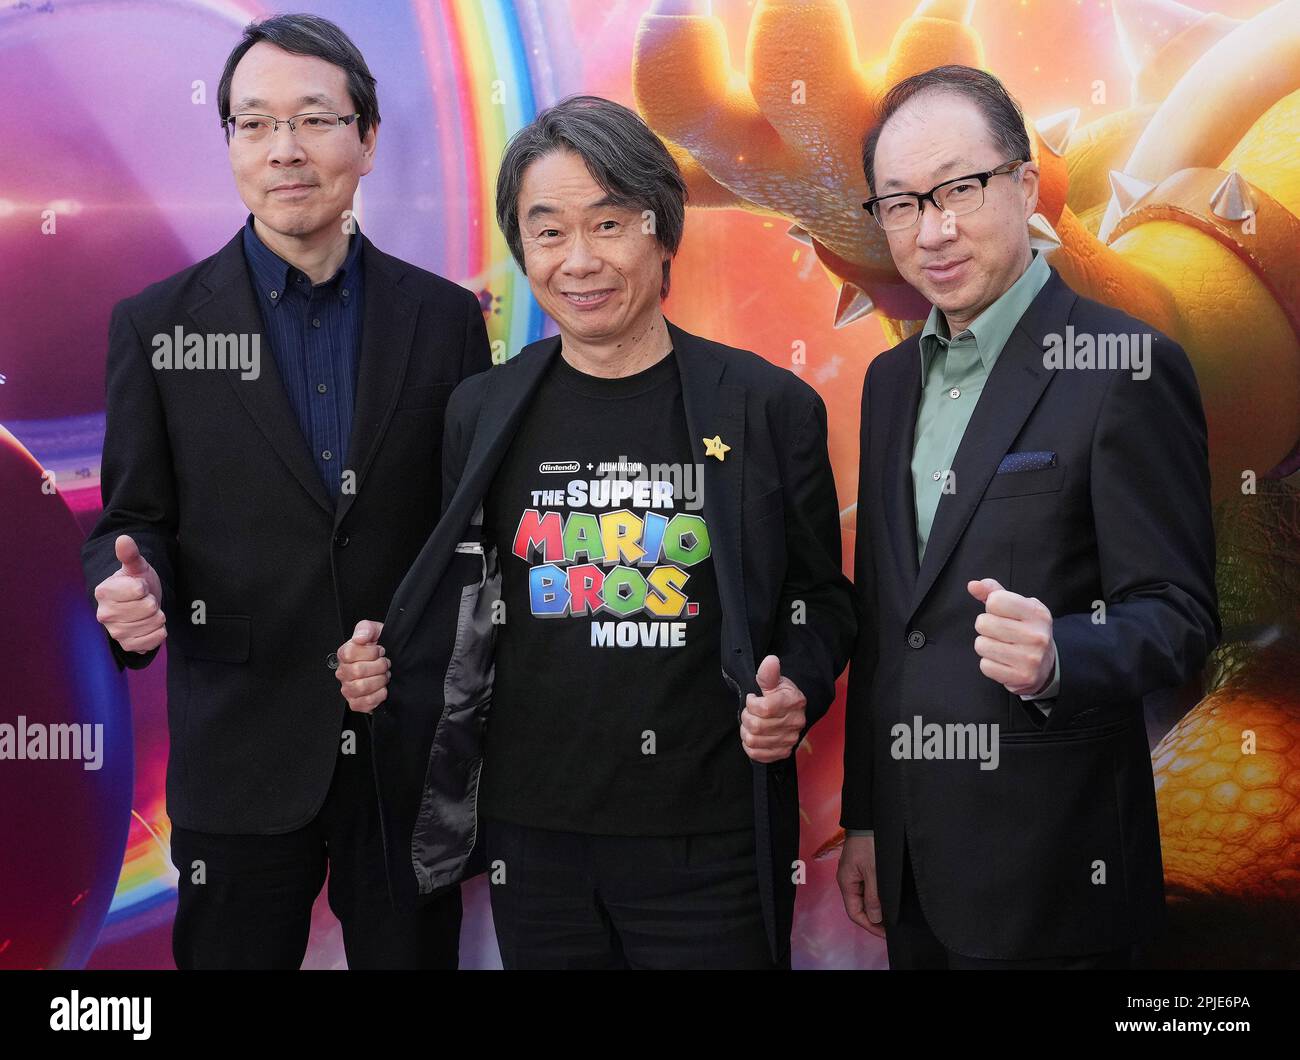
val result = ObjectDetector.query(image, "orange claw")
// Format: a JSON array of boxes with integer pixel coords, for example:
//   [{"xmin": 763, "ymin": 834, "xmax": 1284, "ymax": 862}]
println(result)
[{"xmin": 634, "ymin": 0, "xmax": 1300, "ymax": 497}]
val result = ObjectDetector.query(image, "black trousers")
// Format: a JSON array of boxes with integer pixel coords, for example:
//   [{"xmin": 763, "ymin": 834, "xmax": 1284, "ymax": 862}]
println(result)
[
  {"xmin": 168, "ymin": 717, "xmax": 461, "ymax": 969},
  {"xmin": 886, "ymin": 836, "xmax": 1132, "ymax": 970},
  {"xmin": 483, "ymin": 817, "xmax": 775, "ymax": 969}
]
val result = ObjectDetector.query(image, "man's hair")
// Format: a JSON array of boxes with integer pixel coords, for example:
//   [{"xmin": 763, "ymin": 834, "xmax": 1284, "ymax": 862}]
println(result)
[
  {"xmin": 861, "ymin": 65, "xmax": 1032, "ymax": 194},
  {"xmin": 218, "ymin": 13, "xmax": 379, "ymax": 142},
  {"xmin": 495, "ymin": 95, "xmax": 688, "ymax": 298}
]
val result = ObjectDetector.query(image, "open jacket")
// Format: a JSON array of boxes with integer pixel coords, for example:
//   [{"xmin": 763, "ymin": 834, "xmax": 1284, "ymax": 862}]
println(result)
[
  {"xmin": 842, "ymin": 268, "xmax": 1220, "ymax": 959},
  {"xmin": 81, "ymin": 228, "xmax": 489, "ymax": 833},
  {"xmin": 369, "ymin": 319, "xmax": 856, "ymax": 966}
]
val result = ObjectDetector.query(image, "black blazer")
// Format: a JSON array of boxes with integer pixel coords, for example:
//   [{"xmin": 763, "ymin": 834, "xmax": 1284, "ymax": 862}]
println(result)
[
  {"xmin": 81, "ymin": 228, "xmax": 490, "ymax": 834},
  {"xmin": 369, "ymin": 319, "xmax": 856, "ymax": 967},
  {"xmin": 842, "ymin": 268, "xmax": 1219, "ymax": 960}
]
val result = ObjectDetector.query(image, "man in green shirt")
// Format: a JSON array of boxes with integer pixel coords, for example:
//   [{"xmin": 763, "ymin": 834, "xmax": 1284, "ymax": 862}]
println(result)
[{"xmin": 837, "ymin": 66, "xmax": 1218, "ymax": 968}]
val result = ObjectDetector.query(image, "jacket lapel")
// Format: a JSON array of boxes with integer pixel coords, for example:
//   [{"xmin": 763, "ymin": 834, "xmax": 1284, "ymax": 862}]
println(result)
[
  {"xmin": 334, "ymin": 238, "xmax": 419, "ymax": 529},
  {"xmin": 669, "ymin": 320, "xmax": 753, "ymax": 684},
  {"xmin": 882, "ymin": 343, "xmax": 922, "ymax": 597},
  {"xmin": 188, "ymin": 231, "xmax": 333, "ymax": 516},
  {"xmin": 908, "ymin": 270, "xmax": 1075, "ymax": 616},
  {"xmin": 383, "ymin": 335, "xmax": 562, "ymax": 657}
]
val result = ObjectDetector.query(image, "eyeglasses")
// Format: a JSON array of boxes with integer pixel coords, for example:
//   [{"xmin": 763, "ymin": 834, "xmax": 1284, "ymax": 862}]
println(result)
[
  {"xmin": 223, "ymin": 111, "xmax": 361, "ymax": 143},
  {"xmin": 863, "ymin": 159, "xmax": 1028, "ymax": 231}
]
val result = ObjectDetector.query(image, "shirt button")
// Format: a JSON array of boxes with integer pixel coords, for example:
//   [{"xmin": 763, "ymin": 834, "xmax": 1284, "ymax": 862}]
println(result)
[
  {"xmin": 322, "ymin": 449, "xmax": 333, "ymax": 461},
  {"xmin": 296, "ymin": 275, "xmax": 304, "ymax": 283},
  {"xmin": 907, "ymin": 630, "xmax": 927, "ymax": 649},
  {"xmin": 949, "ymin": 387, "xmax": 961, "ymax": 399},
  {"xmin": 269, "ymin": 290, "xmax": 278, "ymax": 300},
  {"xmin": 326, "ymin": 652, "xmax": 340, "ymax": 670},
  {"xmin": 317, "ymin": 383, "xmax": 328, "ymax": 394},
  {"xmin": 341, "ymin": 288, "xmax": 349, "ymax": 297},
  {"xmin": 312, "ymin": 318, "xmax": 321, "ymax": 328},
  {"xmin": 932, "ymin": 470, "xmax": 943, "ymax": 481},
  {"xmin": 334, "ymin": 532, "xmax": 350, "ymax": 548}
]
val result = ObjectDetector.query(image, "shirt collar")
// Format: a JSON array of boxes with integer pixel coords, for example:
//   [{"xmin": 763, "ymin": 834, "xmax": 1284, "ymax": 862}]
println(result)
[
  {"xmin": 241, "ymin": 213, "xmax": 363, "ymax": 304},
  {"xmin": 918, "ymin": 250, "xmax": 1051, "ymax": 384}
]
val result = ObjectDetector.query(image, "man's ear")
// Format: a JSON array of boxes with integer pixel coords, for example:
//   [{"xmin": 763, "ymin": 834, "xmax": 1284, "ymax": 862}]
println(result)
[
  {"xmin": 1020, "ymin": 160, "xmax": 1040, "ymax": 219},
  {"xmin": 360, "ymin": 123, "xmax": 379, "ymax": 176}
]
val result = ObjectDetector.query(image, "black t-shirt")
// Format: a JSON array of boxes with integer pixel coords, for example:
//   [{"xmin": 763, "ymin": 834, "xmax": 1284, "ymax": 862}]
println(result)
[{"xmin": 479, "ymin": 349, "xmax": 753, "ymax": 835}]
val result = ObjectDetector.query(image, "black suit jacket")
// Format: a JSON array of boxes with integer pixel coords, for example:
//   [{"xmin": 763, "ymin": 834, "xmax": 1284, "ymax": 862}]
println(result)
[
  {"xmin": 369, "ymin": 319, "xmax": 856, "ymax": 966},
  {"xmin": 81, "ymin": 228, "xmax": 490, "ymax": 834},
  {"xmin": 842, "ymin": 268, "xmax": 1219, "ymax": 959}
]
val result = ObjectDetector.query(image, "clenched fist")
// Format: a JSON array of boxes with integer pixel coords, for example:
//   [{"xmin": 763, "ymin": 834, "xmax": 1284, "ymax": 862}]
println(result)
[
  {"xmin": 93, "ymin": 535, "xmax": 166, "ymax": 654},
  {"xmin": 336, "ymin": 620, "xmax": 389, "ymax": 713},
  {"xmin": 968, "ymin": 578, "xmax": 1056, "ymax": 697}
]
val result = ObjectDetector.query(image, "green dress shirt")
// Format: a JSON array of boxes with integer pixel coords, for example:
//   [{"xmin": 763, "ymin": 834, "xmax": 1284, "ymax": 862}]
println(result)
[
  {"xmin": 910, "ymin": 251, "xmax": 1052, "ymax": 558},
  {"xmin": 847, "ymin": 253, "xmax": 1058, "ymax": 840}
]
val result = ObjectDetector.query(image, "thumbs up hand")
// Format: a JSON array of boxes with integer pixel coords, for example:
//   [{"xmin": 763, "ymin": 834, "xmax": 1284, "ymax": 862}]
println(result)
[
  {"xmin": 336, "ymin": 620, "xmax": 389, "ymax": 714},
  {"xmin": 93, "ymin": 534, "xmax": 167, "ymax": 654},
  {"xmin": 739, "ymin": 654, "xmax": 807, "ymax": 763}
]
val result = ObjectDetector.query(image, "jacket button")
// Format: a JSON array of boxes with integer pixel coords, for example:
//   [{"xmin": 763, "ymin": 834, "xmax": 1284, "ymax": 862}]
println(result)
[
  {"xmin": 326, "ymin": 652, "xmax": 340, "ymax": 669},
  {"xmin": 334, "ymin": 532, "xmax": 349, "ymax": 547},
  {"xmin": 907, "ymin": 630, "xmax": 926, "ymax": 649}
]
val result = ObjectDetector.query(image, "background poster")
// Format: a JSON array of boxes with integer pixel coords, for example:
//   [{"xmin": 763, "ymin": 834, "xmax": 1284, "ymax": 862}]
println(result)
[{"xmin": 1, "ymin": 0, "xmax": 1296, "ymax": 970}]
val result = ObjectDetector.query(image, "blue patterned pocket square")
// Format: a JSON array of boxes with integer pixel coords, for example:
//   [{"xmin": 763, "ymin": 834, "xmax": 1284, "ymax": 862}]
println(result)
[{"xmin": 997, "ymin": 450, "xmax": 1057, "ymax": 474}]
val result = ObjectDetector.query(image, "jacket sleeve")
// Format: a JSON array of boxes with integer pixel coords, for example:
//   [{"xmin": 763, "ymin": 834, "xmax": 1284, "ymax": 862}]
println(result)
[
  {"xmin": 840, "ymin": 364, "xmax": 879, "ymax": 830},
  {"xmin": 1049, "ymin": 333, "xmax": 1220, "ymax": 726},
  {"xmin": 767, "ymin": 383, "xmax": 857, "ymax": 733},
  {"xmin": 80, "ymin": 299, "xmax": 179, "ymax": 671}
]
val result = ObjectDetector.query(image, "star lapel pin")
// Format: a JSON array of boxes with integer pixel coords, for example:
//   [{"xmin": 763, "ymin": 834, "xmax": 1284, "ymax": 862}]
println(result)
[{"xmin": 703, "ymin": 435, "xmax": 731, "ymax": 461}]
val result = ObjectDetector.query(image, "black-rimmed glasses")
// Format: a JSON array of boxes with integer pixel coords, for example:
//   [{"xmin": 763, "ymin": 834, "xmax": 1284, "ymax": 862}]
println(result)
[{"xmin": 863, "ymin": 159, "xmax": 1028, "ymax": 231}]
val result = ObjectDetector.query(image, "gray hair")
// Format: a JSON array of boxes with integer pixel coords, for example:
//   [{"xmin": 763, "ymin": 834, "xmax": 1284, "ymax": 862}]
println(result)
[
  {"xmin": 861, "ymin": 65, "xmax": 1031, "ymax": 194},
  {"xmin": 495, "ymin": 95, "xmax": 688, "ymax": 298},
  {"xmin": 219, "ymin": 13, "xmax": 380, "ymax": 142}
]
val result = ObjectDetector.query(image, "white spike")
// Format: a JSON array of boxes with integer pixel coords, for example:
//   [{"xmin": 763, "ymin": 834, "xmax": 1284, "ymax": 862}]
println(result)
[
  {"xmin": 1034, "ymin": 108, "xmax": 1080, "ymax": 157},
  {"xmin": 1210, "ymin": 170, "xmax": 1255, "ymax": 222},
  {"xmin": 1027, "ymin": 212, "xmax": 1062, "ymax": 253},
  {"xmin": 833, "ymin": 283, "xmax": 875, "ymax": 329},
  {"xmin": 1109, "ymin": 170, "xmax": 1156, "ymax": 216}
]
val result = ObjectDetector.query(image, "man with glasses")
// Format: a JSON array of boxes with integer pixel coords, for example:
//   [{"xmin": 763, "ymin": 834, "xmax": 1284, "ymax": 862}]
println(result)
[
  {"xmin": 836, "ymin": 66, "xmax": 1218, "ymax": 968},
  {"xmin": 81, "ymin": 13, "xmax": 489, "ymax": 968}
]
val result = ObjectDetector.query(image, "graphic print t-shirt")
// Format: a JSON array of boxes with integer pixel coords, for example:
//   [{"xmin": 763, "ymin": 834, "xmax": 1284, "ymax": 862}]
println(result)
[{"xmin": 478, "ymin": 349, "xmax": 753, "ymax": 835}]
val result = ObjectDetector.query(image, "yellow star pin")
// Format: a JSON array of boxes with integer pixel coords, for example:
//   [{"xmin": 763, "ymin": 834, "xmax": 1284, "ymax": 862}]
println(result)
[{"xmin": 703, "ymin": 435, "xmax": 731, "ymax": 461}]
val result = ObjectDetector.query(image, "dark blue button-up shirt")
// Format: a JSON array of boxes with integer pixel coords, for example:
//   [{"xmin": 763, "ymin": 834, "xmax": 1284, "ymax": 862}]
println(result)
[{"xmin": 242, "ymin": 214, "xmax": 364, "ymax": 500}]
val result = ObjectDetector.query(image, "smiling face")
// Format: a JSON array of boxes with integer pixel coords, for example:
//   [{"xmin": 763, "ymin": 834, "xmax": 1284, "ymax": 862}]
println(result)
[
  {"xmin": 516, "ymin": 149, "xmax": 671, "ymax": 348},
  {"xmin": 872, "ymin": 91, "xmax": 1038, "ymax": 332},
  {"xmin": 227, "ymin": 42, "xmax": 375, "ymax": 243}
]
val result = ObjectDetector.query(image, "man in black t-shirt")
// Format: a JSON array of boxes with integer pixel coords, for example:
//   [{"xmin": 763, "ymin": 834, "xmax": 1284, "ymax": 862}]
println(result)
[
  {"xmin": 481, "ymin": 350, "xmax": 754, "ymax": 841},
  {"xmin": 337, "ymin": 96, "xmax": 856, "ymax": 969}
]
